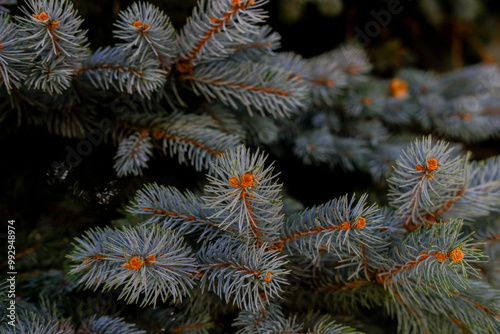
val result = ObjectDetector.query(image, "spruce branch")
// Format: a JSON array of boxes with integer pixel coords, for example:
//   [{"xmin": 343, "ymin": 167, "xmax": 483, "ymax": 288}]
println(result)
[
  {"xmin": 387, "ymin": 280, "xmax": 500, "ymax": 334},
  {"xmin": 203, "ymin": 146, "xmax": 284, "ymax": 244},
  {"xmin": 229, "ymin": 25, "xmax": 281, "ymax": 61},
  {"xmin": 176, "ymin": 0, "xmax": 269, "ymax": 68},
  {"xmin": 114, "ymin": 2, "xmax": 177, "ymax": 69},
  {"xmin": 259, "ymin": 52, "xmax": 306, "ymax": 76},
  {"xmin": 0, "ymin": 12, "xmax": 31, "ymax": 92},
  {"xmin": 14, "ymin": 0, "xmax": 88, "ymax": 94},
  {"xmin": 444, "ymin": 155, "xmax": 500, "ymax": 222},
  {"xmin": 68, "ymin": 226, "xmax": 116, "ymax": 290},
  {"xmin": 386, "ymin": 295, "xmax": 455, "ymax": 334},
  {"xmin": 75, "ymin": 46, "xmax": 166, "ymax": 98},
  {"xmin": 272, "ymin": 194, "xmax": 381, "ymax": 258},
  {"xmin": 69, "ymin": 225, "xmax": 198, "ymax": 307},
  {"xmin": 304, "ymin": 49, "xmax": 349, "ymax": 107},
  {"xmin": 4, "ymin": 1, "xmax": 500, "ymax": 332},
  {"xmin": 443, "ymin": 284, "xmax": 500, "ymax": 332},
  {"xmin": 384, "ymin": 140, "xmax": 499, "ymax": 228},
  {"xmin": 114, "ymin": 130, "xmax": 153, "ymax": 177},
  {"xmin": 294, "ymin": 134, "xmax": 371, "ymax": 171},
  {"xmin": 432, "ymin": 95, "xmax": 500, "ymax": 142},
  {"xmin": 16, "ymin": 0, "xmax": 88, "ymax": 61},
  {"xmin": 185, "ymin": 60, "xmax": 306, "ymax": 117},
  {"xmin": 113, "ymin": 112, "xmax": 242, "ymax": 174},
  {"xmin": 156, "ymin": 113, "xmax": 241, "ymax": 170},
  {"xmin": 24, "ymin": 56, "xmax": 75, "ymax": 94},
  {"xmin": 127, "ymin": 183, "xmax": 227, "ymax": 240},
  {"xmin": 388, "ymin": 135, "xmax": 466, "ymax": 229},
  {"xmin": 376, "ymin": 220, "xmax": 484, "ymax": 295},
  {"xmin": 197, "ymin": 238, "xmax": 289, "ymax": 311},
  {"xmin": 341, "ymin": 80, "xmax": 386, "ymax": 117}
]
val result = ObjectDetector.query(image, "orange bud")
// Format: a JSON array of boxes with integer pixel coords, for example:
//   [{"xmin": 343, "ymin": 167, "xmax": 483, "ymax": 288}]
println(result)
[
  {"xmin": 356, "ymin": 217, "xmax": 366, "ymax": 229},
  {"xmin": 450, "ymin": 248, "xmax": 464, "ymax": 263},
  {"xmin": 340, "ymin": 222, "xmax": 351, "ymax": 231},
  {"xmin": 229, "ymin": 175, "xmax": 240, "ymax": 187},
  {"xmin": 240, "ymin": 173, "xmax": 257, "ymax": 188},
  {"xmin": 122, "ymin": 256, "xmax": 144, "ymax": 270},
  {"xmin": 435, "ymin": 251, "xmax": 447, "ymax": 262},
  {"xmin": 427, "ymin": 158, "xmax": 439, "ymax": 171},
  {"xmin": 38, "ymin": 12, "xmax": 49, "ymax": 21},
  {"xmin": 388, "ymin": 78, "xmax": 408, "ymax": 98}
]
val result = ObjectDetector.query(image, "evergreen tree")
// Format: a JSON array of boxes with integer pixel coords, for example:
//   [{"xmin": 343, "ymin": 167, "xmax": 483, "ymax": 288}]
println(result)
[{"xmin": 0, "ymin": 0, "xmax": 499, "ymax": 333}]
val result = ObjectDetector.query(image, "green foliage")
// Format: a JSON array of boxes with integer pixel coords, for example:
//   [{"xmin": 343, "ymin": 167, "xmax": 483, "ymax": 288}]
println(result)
[
  {"xmin": 1, "ymin": 0, "xmax": 500, "ymax": 333},
  {"xmin": 69, "ymin": 225, "xmax": 197, "ymax": 307},
  {"xmin": 62, "ymin": 139, "xmax": 499, "ymax": 333}
]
